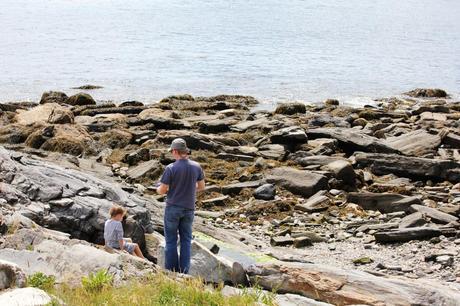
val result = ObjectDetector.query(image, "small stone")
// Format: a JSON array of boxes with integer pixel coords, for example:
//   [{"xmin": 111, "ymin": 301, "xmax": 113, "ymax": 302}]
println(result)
[
  {"xmin": 270, "ymin": 236, "xmax": 294, "ymax": 247},
  {"xmin": 210, "ymin": 244, "xmax": 220, "ymax": 255},
  {"xmin": 293, "ymin": 237, "xmax": 313, "ymax": 248},
  {"xmin": 353, "ymin": 257, "xmax": 374, "ymax": 265},
  {"xmin": 436, "ymin": 255, "xmax": 454, "ymax": 267}
]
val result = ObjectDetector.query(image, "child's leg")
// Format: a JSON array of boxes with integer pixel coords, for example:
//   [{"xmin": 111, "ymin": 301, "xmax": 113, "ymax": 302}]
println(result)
[{"xmin": 133, "ymin": 243, "xmax": 145, "ymax": 259}]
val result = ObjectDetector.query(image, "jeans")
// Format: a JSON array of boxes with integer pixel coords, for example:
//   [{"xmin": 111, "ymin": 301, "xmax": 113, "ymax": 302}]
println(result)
[{"xmin": 164, "ymin": 205, "xmax": 194, "ymax": 274}]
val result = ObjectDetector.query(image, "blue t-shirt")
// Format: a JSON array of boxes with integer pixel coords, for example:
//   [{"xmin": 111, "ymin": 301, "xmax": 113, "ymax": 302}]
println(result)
[{"xmin": 160, "ymin": 159, "xmax": 204, "ymax": 210}]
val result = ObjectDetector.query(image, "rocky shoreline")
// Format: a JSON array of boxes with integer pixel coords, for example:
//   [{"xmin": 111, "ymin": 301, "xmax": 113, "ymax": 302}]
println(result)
[{"xmin": 1, "ymin": 88, "xmax": 460, "ymax": 305}]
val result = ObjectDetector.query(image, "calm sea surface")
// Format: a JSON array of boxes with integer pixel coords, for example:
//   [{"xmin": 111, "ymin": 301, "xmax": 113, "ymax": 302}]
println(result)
[{"xmin": 1, "ymin": 0, "xmax": 459, "ymax": 106}]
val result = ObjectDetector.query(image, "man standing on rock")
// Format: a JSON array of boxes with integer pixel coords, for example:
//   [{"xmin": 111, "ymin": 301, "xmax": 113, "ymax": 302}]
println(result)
[{"xmin": 157, "ymin": 138, "xmax": 205, "ymax": 274}]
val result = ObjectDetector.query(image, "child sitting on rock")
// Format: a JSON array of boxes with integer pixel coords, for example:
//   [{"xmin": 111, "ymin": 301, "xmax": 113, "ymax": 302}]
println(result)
[{"xmin": 104, "ymin": 205, "xmax": 145, "ymax": 259}]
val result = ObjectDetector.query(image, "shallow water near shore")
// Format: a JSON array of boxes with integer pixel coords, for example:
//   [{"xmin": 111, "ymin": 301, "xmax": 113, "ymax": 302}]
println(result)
[{"xmin": 1, "ymin": 0, "xmax": 460, "ymax": 106}]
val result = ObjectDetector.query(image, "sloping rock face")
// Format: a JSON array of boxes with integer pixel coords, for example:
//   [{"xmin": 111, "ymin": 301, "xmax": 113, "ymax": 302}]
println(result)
[
  {"xmin": 0, "ymin": 147, "xmax": 158, "ymax": 246},
  {"xmin": 0, "ymin": 226, "xmax": 157, "ymax": 286},
  {"xmin": 246, "ymin": 262, "xmax": 460, "ymax": 306},
  {"xmin": 354, "ymin": 152, "xmax": 460, "ymax": 182}
]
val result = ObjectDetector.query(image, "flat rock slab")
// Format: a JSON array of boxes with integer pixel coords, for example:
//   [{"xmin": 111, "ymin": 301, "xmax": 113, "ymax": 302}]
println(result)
[
  {"xmin": 295, "ymin": 192, "xmax": 331, "ymax": 213},
  {"xmin": 246, "ymin": 262, "xmax": 460, "ymax": 305},
  {"xmin": 307, "ymin": 128, "xmax": 399, "ymax": 154},
  {"xmin": 384, "ymin": 129, "xmax": 441, "ymax": 156},
  {"xmin": 347, "ymin": 193, "xmax": 421, "ymax": 213},
  {"xmin": 374, "ymin": 227, "xmax": 442, "ymax": 243},
  {"xmin": 222, "ymin": 181, "xmax": 262, "ymax": 195},
  {"xmin": 399, "ymin": 212, "xmax": 429, "ymax": 228},
  {"xmin": 354, "ymin": 152, "xmax": 460, "ymax": 183},
  {"xmin": 409, "ymin": 204, "xmax": 458, "ymax": 224},
  {"xmin": 267, "ymin": 167, "xmax": 328, "ymax": 198}
]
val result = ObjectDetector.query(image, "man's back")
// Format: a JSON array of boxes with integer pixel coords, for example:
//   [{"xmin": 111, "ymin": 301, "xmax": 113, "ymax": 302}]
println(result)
[{"xmin": 160, "ymin": 159, "xmax": 204, "ymax": 209}]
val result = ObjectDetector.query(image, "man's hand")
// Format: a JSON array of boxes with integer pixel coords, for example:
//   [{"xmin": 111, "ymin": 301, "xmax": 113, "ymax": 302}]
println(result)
[{"xmin": 157, "ymin": 183, "xmax": 169, "ymax": 195}]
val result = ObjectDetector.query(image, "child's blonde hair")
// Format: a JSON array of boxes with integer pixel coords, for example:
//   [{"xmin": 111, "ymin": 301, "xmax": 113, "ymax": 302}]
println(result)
[{"xmin": 109, "ymin": 205, "xmax": 126, "ymax": 218}]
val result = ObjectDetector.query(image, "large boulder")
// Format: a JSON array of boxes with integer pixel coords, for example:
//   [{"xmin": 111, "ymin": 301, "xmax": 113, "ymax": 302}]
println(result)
[
  {"xmin": 0, "ymin": 124, "xmax": 34, "ymax": 144},
  {"xmin": 0, "ymin": 227, "xmax": 156, "ymax": 286},
  {"xmin": 25, "ymin": 124, "xmax": 94, "ymax": 156},
  {"xmin": 354, "ymin": 152, "xmax": 460, "ymax": 183},
  {"xmin": 404, "ymin": 88, "xmax": 448, "ymax": 98},
  {"xmin": 246, "ymin": 262, "xmax": 460, "ymax": 305},
  {"xmin": 16, "ymin": 103, "xmax": 74, "ymax": 125},
  {"xmin": 274, "ymin": 102, "xmax": 306, "ymax": 115},
  {"xmin": 66, "ymin": 93, "xmax": 96, "ymax": 106},
  {"xmin": 266, "ymin": 167, "xmax": 328, "ymax": 197},
  {"xmin": 97, "ymin": 129, "xmax": 133, "ymax": 149},
  {"xmin": 0, "ymin": 147, "xmax": 159, "ymax": 246},
  {"xmin": 270, "ymin": 126, "xmax": 308, "ymax": 144},
  {"xmin": 39, "ymin": 91, "xmax": 68, "ymax": 105}
]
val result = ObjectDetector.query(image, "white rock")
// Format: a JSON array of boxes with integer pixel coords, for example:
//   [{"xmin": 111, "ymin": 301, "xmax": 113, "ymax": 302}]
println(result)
[{"xmin": 0, "ymin": 287, "xmax": 53, "ymax": 306}]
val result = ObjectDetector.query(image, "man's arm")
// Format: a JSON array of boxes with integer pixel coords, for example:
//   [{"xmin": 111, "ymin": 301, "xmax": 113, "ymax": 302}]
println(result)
[
  {"xmin": 196, "ymin": 179, "xmax": 205, "ymax": 192},
  {"xmin": 157, "ymin": 183, "xmax": 169, "ymax": 195},
  {"xmin": 118, "ymin": 239, "xmax": 124, "ymax": 250}
]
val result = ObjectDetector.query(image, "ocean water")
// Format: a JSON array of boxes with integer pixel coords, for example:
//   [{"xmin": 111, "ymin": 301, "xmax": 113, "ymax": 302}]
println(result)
[{"xmin": 1, "ymin": 0, "xmax": 459, "ymax": 107}]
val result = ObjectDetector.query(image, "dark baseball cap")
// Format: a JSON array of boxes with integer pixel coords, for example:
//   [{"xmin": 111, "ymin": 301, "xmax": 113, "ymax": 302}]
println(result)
[{"xmin": 169, "ymin": 138, "xmax": 190, "ymax": 153}]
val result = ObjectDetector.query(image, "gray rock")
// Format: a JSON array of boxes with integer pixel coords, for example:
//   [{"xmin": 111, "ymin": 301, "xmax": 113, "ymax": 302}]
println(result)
[
  {"xmin": 295, "ymin": 191, "xmax": 331, "ymax": 213},
  {"xmin": 409, "ymin": 204, "xmax": 458, "ymax": 224},
  {"xmin": 39, "ymin": 91, "xmax": 68, "ymax": 105},
  {"xmin": 0, "ymin": 227, "xmax": 156, "ymax": 286},
  {"xmin": 201, "ymin": 196, "xmax": 229, "ymax": 207},
  {"xmin": 222, "ymin": 181, "xmax": 262, "ymax": 195},
  {"xmin": 293, "ymin": 237, "xmax": 312, "ymax": 248},
  {"xmin": 404, "ymin": 88, "xmax": 448, "ymax": 98},
  {"xmin": 253, "ymin": 184, "xmax": 276, "ymax": 200},
  {"xmin": 66, "ymin": 92, "xmax": 96, "ymax": 106},
  {"xmin": 270, "ymin": 236, "xmax": 294, "ymax": 246},
  {"xmin": 274, "ymin": 102, "xmax": 306, "ymax": 115},
  {"xmin": 258, "ymin": 144, "xmax": 287, "ymax": 160},
  {"xmin": 399, "ymin": 212, "xmax": 429, "ymax": 228},
  {"xmin": 347, "ymin": 193, "xmax": 421, "ymax": 213},
  {"xmin": 126, "ymin": 159, "xmax": 163, "ymax": 182},
  {"xmin": 384, "ymin": 130, "xmax": 441, "ymax": 156},
  {"xmin": 374, "ymin": 227, "xmax": 442, "ymax": 243},
  {"xmin": 0, "ymin": 147, "xmax": 157, "ymax": 246},
  {"xmin": 0, "ymin": 288, "xmax": 52, "ymax": 306},
  {"xmin": 216, "ymin": 153, "xmax": 255, "ymax": 162},
  {"xmin": 307, "ymin": 127, "xmax": 399, "ymax": 154},
  {"xmin": 266, "ymin": 167, "xmax": 328, "ymax": 197},
  {"xmin": 0, "ymin": 260, "xmax": 27, "ymax": 290},
  {"xmin": 270, "ymin": 126, "xmax": 308, "ymax": 144},
  {"xmin": 354, "ymin": 152, "xmax": 460, "ymax": 183},
  {"xmin": 246, "ymin": 262, "xmax": 460, "ymax": 305}
]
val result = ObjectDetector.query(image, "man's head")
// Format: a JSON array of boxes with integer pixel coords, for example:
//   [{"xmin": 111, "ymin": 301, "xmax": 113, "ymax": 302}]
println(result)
[
  {"xmin": 169, "ymin": 138, "xmax": 190, "ymax": 159},
  {"xmin": 109, "ymin": 205, "xmax": 126, "ymax": 221}
]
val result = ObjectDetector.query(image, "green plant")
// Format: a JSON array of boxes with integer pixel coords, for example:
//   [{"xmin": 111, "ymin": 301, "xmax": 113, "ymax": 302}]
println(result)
[
  {"xmin": 27, "ymin": 272, "xmax": 56, "ymax": 291},
  {"xmin": 81, "ymin": 269, "xmax": 113, "ymax": 293},
  {"xmin": 26, "ymin": 244, "xmax": 34, "ymax": 251}
]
